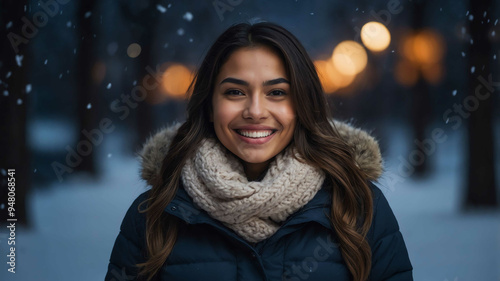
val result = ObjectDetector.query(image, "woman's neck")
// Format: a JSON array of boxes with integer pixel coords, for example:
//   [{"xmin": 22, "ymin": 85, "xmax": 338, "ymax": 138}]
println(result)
[{"xmin": 243, "ymin": 161, "xmax": 270, "ymax": 181}]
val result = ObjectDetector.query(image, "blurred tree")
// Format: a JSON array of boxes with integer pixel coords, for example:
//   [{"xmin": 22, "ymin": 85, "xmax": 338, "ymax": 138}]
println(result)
[
  {"xmin": 465, "ymin": 0, "xmax": 497, "ymax": 208},
  {"xmin": 119, "ymin": 0, "xmax": 161, "ymax": 150},
  {"xmin": 0, "ymin": 0, "xmax": 30, "ymax": 225},
  {"xmin": 409, "ymin": 0, "xmax": 432, "ymax": 177},
  {"xmin": 75, "ymin": 0, "xmax": 99, "ymax": 175}
]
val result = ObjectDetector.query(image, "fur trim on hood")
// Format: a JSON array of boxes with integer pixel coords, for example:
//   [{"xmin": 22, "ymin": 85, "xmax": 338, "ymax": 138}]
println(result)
[{"xmin": 138, "ymin": 120, "xmax": 383, "ymax": 186}]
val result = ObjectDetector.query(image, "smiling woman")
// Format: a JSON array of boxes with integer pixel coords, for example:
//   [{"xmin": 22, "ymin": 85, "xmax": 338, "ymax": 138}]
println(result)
[
  {"xmin": 105, "ymin": 22, "xmax": 413, "ymax": 281},
  {"xmin": 212, "ymin": 46, "xmax": 296, "ymax": 180}
]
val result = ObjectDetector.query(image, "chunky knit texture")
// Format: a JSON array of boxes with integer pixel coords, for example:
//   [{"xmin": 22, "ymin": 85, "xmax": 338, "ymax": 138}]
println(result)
[
  {"xmin": 181, "ymin": 137, "xmax": 325, "ymax": 243},
  {"xmin": 139, "ymin": 120, "xmax": 382, "ymax": 188}
]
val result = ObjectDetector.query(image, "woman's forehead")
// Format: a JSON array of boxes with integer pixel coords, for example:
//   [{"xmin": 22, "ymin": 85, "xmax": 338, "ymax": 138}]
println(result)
[{"xmin": 216, "ymin": 46, "xmax": 288, "ymax": 83}]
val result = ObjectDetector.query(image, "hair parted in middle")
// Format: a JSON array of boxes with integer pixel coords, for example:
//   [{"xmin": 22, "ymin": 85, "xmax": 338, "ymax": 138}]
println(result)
[{"xmin": 138, "ymin": 21, "xmax": 374, "ymax": 281}]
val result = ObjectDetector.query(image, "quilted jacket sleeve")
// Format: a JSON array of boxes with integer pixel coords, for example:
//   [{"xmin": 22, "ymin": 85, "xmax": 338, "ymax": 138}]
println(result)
[
  {"xmin": 105, "ymin": 192, "xmax": 149, "ymax": 281},
  {"xmin": 368, "ymin": 183, "xmax": 413, "ymax": 281}
]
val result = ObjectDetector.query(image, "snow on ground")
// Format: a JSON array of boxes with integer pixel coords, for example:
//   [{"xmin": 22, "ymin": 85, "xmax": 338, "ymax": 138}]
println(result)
[
  {"xmin": 0, "ymin": 133, "xmax": 147, "ymax": 281},
  {"xmin": 378, "ymin": 123, "xmax": 500, "ymax": 281},
  {"xmin": 0, "ymin": 125, "xmax": 499, "ymax": 281}
]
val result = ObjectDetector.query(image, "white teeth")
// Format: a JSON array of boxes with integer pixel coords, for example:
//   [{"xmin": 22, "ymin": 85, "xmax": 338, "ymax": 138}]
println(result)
[{"xmin": 237, "ymin": 130, "xmax": 274, "ymax": 138}]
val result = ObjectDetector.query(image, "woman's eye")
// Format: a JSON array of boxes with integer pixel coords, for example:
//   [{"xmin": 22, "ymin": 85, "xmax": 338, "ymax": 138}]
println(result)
[
  {"xmin": 269, "ymin": 90, "xmax": 286, "ymax": 96},
  {"xmin": 225, "ymin": 90, "xmax": 244, "ymax": 96}
]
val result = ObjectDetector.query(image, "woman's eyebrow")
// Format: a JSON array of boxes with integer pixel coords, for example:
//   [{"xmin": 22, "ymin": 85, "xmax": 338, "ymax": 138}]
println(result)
[
  {"xmin": 263, "ymin": 78, "xmax": 290, "ymax": 86},
  {"xmin": 219, "ymin": 77, "xmax": 290, "ymax": 86}
]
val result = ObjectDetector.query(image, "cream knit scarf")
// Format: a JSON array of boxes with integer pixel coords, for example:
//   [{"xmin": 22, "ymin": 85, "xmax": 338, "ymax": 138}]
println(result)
[{"xmin": 181, "ymin": 137, "xmax": 325, "ymax": 243}]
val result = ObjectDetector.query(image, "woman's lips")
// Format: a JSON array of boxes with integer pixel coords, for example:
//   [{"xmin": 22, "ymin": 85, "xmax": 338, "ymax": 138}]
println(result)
[{"xmin": 233, "ymin": 129, "xmax": 277, "ymax": 144}]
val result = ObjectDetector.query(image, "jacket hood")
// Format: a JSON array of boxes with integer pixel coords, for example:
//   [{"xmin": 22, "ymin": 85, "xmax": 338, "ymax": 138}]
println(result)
[{"xmin": 138, "ymin": 120, "xmax": 383, "ymax": 187}]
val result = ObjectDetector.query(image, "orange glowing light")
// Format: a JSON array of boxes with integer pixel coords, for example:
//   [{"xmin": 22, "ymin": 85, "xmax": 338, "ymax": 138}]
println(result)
[
  {"xmin": 394, "ymin": 60, "xmax": 419, "ymax": 87},
  {"xmin": 331, "ymin": 41, "xmax": 368, "ymax": 76},
  {"xmin": 162, "ymin": 63, "xmax": 194, "ymax": 99},
  {"xmin": 421, "ymin": 62, "xmax": 444, "ymax": 85},
  {"xmin": 361, "ymin": 22, "xmax": 391, "ymax": 52},
  {"xmin": 127, "ymin": 43, "xmax": 142, "ymax": 58},
  {"xmin": 314, "ymin": 60, "xmax": 355, "ymax": 94},
  {"xmin": 403, "ymin": 30, "xmax": 445, "ymax": 66}
]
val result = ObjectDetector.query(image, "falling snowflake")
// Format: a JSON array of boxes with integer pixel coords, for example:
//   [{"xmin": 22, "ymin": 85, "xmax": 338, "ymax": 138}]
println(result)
[
  {"xmin": 495, "ymin": 19, "xmax": 498, "ymax": 26},
  {"xmin": 470, "ymin": 66, "xmax": 475, "ymax": 73},
  {"xmin": 132, "ymin": 80, "xmax": 137, "ymax": 86},
  {"xmin": 468, "ymin": 15, "xmax": 474, "ymax": 21},
  {"xmin": 492, "ymin": 31, "xmax": 496, "ymax": 37},
  {"xmin": 44, "ymin": 59, "xmax": 48, "ymax": 65},
  {"xmin": 87, "ymin": 103, "xmax": 92, "ymax": 109},
  {"xmin": 461, "ymin": 52, "xmax": 466, "ymax": 57},
  {"xmin": 157, "ymin": 4, "xmax": 167, "ymax": 13},
  {"xmin": 15, "ymin": 55, "xmax": 23, "ymax": 67},
  {"xmin": 3, "ymin": 90, "xmax": 8, "ymax": 96},
  {"xmin": 452, "ymin": 90, "xmax": 457, "ymax": 96},
  {"xmin": 6, "ymin": 21, "xmax": 12, "ymax": 29},
  {"xmin": 183, "ymin": 12, "xmax": 193, "ymax": 21},
  {"xmin": 177, "ymin": 28, "xmax": 185, "ymax": 36},
  {"xmin": 34, "ymin": 168, "xmax": 37, "ymax": 173},
  {"xmin": 107, "ymin": 83, "xmax": 112, "ymax": 89},
  {"xmin": 168, "ymin": 3, "xmax": 172, "ymax": 8},
  {"xmin": 107, "ymin": 153, "xmax": 112, "ymax": 158},
  {"xmin": 0, "ymin": 169, "xmax": 6, "ymax": 176},
  {"xmin": 494, "ymin": 54, "xmax": 497, "ymax": 60},
  {"xmin": 189, "ymin": 38, "xmax": 193, "ymax": 43},
  {"xmin": 26, "ymin": 84, "xmax": 32, "ymax": 93},
  {"xmin": 17, "ymin": 98, "xmax": 23, "ymax": 105},
  {"xmin": 84, "ymin": 11, "xmax": 92, "ymax": 18},
  {"xmin": 310, "ymin": 12, "xmax": 314, "ymax": 15},
  {"xmin": 66, "ymin": 21, "xmax": 72, "ymax": 27},
  {"xmin": 6, "ymin": 71, "xmax": 12, "ymax": 78}
]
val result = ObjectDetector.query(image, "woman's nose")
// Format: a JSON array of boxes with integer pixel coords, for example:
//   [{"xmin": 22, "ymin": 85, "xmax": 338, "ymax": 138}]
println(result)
[{"xmin": 243, "ymin": 93, "xmax": 268, "ymax": 120}]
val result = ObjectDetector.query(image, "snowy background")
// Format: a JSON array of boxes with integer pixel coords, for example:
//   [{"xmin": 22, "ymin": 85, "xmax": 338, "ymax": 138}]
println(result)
[
  {"xmin": 1, "ymin": 0, "xmax": 500, "ymax": 280},
  {"xmin": 1, "ymin": 123, "xmax": 499, "ymax": 281}
]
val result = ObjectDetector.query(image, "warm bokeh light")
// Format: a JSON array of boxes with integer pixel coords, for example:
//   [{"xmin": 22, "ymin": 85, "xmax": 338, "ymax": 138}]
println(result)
[
  {"xmin": 91, "ymin": 61, "xmax": 106, "ymax": 83},
  {"xmin": 421, "ymin": 62, "xmax": 444, "ymax": 85},
  {"xmin": 397, "ymin": 29, "xmax": 446, "ymax": 85},
  {"xmin": 127, "ymin": 43, "xmax": 142, "ymax": 58},
  {"xmin": 331, "ymin": 41, "xmax": 368, "ymax": 76},
  {"xmin": 394, "ymin": 60, "xmax": 419, "ymax": 87},
  {"xmin": 402, "ymin": 30, "xmax": 445, "ymax": 65},
  {"xmin": 314, "ymin": 60, "xmax": 355, "ymax": 94},
  {"xmin": 162, "ymin": 63, "xmax": 194, "ymax": 98},
  {"xmin": 361, "ymin": 22, "xmax": 391, "ymax": 52}
]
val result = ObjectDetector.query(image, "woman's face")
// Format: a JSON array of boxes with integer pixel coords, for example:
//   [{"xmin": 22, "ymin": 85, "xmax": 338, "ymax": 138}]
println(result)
[{"xmin": 212, "ymin": 45, "xmax": 296, "ymax": 178}]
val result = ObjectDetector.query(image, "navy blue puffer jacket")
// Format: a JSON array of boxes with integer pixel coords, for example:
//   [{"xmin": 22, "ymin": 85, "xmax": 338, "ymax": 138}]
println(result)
[{"xmin": 105, "ymin": 121, "xmax": 413, "ymax": 281}]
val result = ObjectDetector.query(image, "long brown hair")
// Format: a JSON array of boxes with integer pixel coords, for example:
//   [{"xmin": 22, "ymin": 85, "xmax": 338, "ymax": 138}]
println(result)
[{"xmin": 138, "ymin": 22, "xmax": 373, "ymax": 281}]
